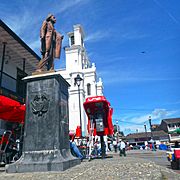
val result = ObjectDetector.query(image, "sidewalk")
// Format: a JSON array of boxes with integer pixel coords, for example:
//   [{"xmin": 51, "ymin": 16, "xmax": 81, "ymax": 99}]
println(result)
[{"xmin": 0, "ymin": 152, "xmax": 180, "ymax": 180}]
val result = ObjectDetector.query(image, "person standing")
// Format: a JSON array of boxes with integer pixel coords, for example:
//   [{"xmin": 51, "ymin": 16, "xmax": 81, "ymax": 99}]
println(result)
[
  {"xmin": 36, "ymin": 14, "xmax": 63, "ymax": 71},
  {"xmin": 119, "ymin": 139, "xmax": 126, "ymax": 157},
  {"xmin": 113, "ymin": 139, "xmax": 117, "ymax": 153}
]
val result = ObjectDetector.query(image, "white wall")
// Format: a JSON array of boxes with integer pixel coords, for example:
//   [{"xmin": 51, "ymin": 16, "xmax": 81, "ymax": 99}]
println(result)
[
  {"xmin": 59, "ymin": 24, "xmax": 103, "ymax": 136},
  {"xmin": 73, "ymin": 24, "xmax": 84, "ymax": 46}
]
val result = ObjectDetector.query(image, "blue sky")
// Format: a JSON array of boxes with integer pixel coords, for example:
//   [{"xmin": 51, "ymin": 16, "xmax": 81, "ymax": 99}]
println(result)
[{"xmin": 1, "ymin": 0, "xmax": 180, "ymax": 135}]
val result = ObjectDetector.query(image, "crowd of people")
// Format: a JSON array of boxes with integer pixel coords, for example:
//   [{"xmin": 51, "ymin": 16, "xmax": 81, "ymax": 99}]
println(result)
[
  {"xmin": 69, "ymin": 133, "xmax": 128, "ymax": 161},
  {"xmin": 110, "ymin": 138, "xmax": 127, "ymax": 156},
  {"xmin": 69, "ymin": 134, "xmax": 108, "ymax": 160},
  {"xmin": 69, "ymin": 134, "xmax": 179, "ymax": 162}
]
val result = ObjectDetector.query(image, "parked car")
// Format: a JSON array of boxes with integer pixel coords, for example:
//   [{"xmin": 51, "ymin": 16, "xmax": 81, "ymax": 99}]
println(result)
[
  {"xmin": 166, "ymin": 142, "xmax": 180, "ymax": 170},
  {"xmin": 133, "ymin": 145, "xmax": 140, "ymax": 150}
]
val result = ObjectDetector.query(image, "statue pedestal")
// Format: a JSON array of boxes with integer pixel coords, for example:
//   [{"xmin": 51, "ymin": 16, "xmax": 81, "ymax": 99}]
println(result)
[{"xmin": 6, "ymin": 72, "xmax": 80, "ymax": 173}]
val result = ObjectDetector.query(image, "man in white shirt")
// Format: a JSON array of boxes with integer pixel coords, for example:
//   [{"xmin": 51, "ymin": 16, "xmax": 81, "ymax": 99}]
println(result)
[{"xmin": 119, "ymin": 139, "xmax": 126, "ymax": 157}]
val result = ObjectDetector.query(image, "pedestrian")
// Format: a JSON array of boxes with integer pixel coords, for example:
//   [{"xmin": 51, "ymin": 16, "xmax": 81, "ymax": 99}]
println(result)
[
  {"xmin": 113, "ymin": 139, "xmax": 117, "ymax": 153},
  {"xmin": 69, "ymin": 134, "xmax": 84, "ymax": 161},
  {"xmin": 152, "ymin": 143, "xmax": 156, "ymax": 151},
  {"xmin": 175, "ymin": 141, "xmax": 179, "ymax": 148},
  {"xmin": 130, "ymin": 144, "xmax": 133, "ymax": 150},
  {"xmin": 107, "ymin": 139, "xmax": 112, "ymax": 151},
  {"xmin": 119, "ymin": 139, "xmax": 126, "ymax": 157},
  {"xmin": 149, "ymin": 143, "xmax": 152, "ymax": 150},
  {"xmin": 93, "ymin": 138, "xmax": 101, "ymax": 156}
]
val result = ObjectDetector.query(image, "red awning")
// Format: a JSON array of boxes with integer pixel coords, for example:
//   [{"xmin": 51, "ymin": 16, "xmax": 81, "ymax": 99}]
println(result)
[{"xmin": 0, "ymin": 95, "xmax": 25, "ymax": 124}]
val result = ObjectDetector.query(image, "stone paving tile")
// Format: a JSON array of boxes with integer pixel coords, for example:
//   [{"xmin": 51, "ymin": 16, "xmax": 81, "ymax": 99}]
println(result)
[{"xmin": 0, "ymin": 155, "xmax": 180, "ymax": 180}]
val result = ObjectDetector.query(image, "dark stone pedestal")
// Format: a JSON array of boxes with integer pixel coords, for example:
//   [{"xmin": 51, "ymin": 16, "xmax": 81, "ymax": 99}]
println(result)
[{"xmin": 6, "ymin": 73, "xmax": 80, "ymax": 173}]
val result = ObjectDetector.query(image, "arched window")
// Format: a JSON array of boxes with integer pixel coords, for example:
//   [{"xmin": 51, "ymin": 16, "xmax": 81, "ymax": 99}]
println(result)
[{"xmin": 87, "ymin": 83, "xmax": 91, "ymax": 96}]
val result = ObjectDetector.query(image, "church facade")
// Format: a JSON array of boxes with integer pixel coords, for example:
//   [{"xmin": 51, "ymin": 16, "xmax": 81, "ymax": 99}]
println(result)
[{"xmin": 58, "ymin": 24, "xmax": 103, "ymax": 136}]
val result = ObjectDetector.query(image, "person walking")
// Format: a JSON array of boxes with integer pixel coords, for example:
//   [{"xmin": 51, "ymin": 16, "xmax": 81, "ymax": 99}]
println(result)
[
  {"xmin": 119, "ymin": 139, "xmax": 126, "ymax": 157},
  {"xmin": 113, "ymin": 139, "xmax": 117, "ymax": 153}
]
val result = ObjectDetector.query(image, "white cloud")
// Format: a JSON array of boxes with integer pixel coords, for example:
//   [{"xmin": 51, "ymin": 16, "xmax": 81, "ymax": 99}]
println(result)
[
  {"xmin": 162, "ymin": 101, "xmax": 180, "ymax": 106},
  {"xmin": 29, "ymin": 39, "xmax": 40, "ymax": 50},
  {"xmin": 123, "ymin": 126, "xmax": 145, "ymax": 134},
  {"xmin": 85, "ymin": 30, "xmax": 109, "ymax": 42},
  {"xmin": 152, "ymin": 109, "xmax": 167, "ymax": 118},
  {"xmin": 0, "ymin": 0, "xmax": 90, "ymax": 37},
  {"xmin": 117, "ymin": 108, "xmax": 180, "ymax": 135},
  {"xmin": 128, "ymin": 109, "xmax": 177, "ymax": 124},
  {"xmin": 100, "ymin": 68, "xmax": 180, "ymax": 85},
  {"xmin": 3, "ymin": 10, "xmax": 42, "ymax": 42},
  {"xmin": 152, "ymin": 0, "xmax": 180, "ymax": 25},
  {"xmin": 53, "ymin": 0, "xmax": 90, "ymax": 14},
  {"xmin": 127, "ymin": 115, "xmax": 150, "ymax": 125},
  {"xmin": 120, "ymin": 32, "xmax": 149, "ymax": 40}
]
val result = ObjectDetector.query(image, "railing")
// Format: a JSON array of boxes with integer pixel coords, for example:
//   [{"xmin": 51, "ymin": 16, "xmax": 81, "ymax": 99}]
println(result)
[
  {"xmin": 169, "ymin": 127, "xmax": 178, "ymax": 132},
  {"xmin": 0, "ymin": 71, "xmax": 26, "ymax": 103},
  {"xmin": 1, "ymin": 72, "xmax": 16, "ymax": 92},
  {"xmin": 169, "ymin": 134, "xmax": 180, "ymax": 142}
]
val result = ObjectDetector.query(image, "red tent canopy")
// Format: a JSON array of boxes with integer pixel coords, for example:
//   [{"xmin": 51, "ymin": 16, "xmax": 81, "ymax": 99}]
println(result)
[{"xmin": 0, "ymin": 95, "xmax": 25, "ymax": 124}]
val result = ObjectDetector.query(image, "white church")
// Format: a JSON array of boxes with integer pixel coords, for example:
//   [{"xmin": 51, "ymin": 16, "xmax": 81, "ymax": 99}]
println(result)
[{"xmin": 58, "ymin": 24, "xmax": 104, "ymax": 136}]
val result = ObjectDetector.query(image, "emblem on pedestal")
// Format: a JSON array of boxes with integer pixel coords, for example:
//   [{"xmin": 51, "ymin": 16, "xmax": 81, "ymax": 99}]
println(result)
[{"xmin": 31, "ymin": 94, "xmax": 49, "ymax": 116}]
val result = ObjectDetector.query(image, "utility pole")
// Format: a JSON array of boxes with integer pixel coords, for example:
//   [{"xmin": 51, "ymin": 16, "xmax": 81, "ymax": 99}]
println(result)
[
  {"xmin": 148, "ymin": 116, "xmax": 153, "ymax": 140},
  {"xmin": 116, "ymin": 119, "xmax": 119, "ymax": 142},
  {"xmin": 74, "ymin": 74, "xmax": 83, "ymax": 137},
  {"xmin": 144, "ymin": 124, "xmax": 148, "ymax": 141}
]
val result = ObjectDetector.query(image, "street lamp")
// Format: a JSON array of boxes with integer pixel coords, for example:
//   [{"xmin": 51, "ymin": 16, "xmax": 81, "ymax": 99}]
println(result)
[
  {"xmin": 148, "ymin": 116, "xmax": 153, "ymax": 140},
  {"xmin": 144, "ymin": 124, "xmax": 148, "ymax": 141},
  {"xmin": 74, "ymin": 74, "xmax": 83, "ymax": 136},
  {"xmin": 116, "ymin": 120, "xmax": 119, "ymax": 132},
  {"xmin": 115, "ymin": 119, "xmax": 119, "ymax": 142},
  {"xmin": 148, "ymin": 115, "xmax": 156, "ymax": 151}
]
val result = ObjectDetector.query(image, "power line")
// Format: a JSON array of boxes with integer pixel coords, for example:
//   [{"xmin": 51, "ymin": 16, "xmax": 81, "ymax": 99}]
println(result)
[
  {"xmin": 114, "ymin": 108, "xmax": 153, "ymax": 110},
  {"xmin": 112, "ymin": 108, "xmax": 180, "ymax": 112},
  {"xmin": 113, "ymin": 119, "xmax": 148, "ymax": 125},
  {"xmin": 114, "ymin": 108, "xmax": 153, "ymax": 111}
]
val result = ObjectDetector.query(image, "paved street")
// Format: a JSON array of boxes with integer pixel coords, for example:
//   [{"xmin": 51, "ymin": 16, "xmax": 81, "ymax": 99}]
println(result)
[
  {"xmin": 126, "ymin": 149, "xmax": 170, "ymax": 169},
  {"xmin": 0, "ymin": 150, "xmax": 180, "ymax": 180},
  {"xmin": 127, "ymin": 149, "xmax": 180, "ymax": 175}
]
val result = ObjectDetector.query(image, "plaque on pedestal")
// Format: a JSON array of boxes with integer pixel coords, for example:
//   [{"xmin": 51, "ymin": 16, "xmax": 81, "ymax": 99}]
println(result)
[{"xmin": 6, "ymin": 72, "xmax": 80, "ymax": 173}]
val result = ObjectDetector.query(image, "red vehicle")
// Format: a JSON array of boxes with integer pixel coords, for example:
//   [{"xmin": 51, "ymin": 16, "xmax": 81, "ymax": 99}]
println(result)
[{"xmin": 83, "ymin": 96, "xmax": 113, "ymax": 158}]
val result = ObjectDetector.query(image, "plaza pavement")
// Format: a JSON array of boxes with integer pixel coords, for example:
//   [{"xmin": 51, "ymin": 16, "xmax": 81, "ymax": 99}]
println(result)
[{"xmin": 0, "ymin": 150, "xmax": 180, "ymax": 180}]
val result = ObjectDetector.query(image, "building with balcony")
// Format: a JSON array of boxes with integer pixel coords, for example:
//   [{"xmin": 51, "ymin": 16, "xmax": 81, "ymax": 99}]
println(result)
[
  {"xmin": 126, "ymin": 118, "xmax": 180, "ymax": 145},
  {"xmin": 159, "ymin": 118, "xmax": 180, "ymax": 132},
  {"xmin": 126, "ymin": 130, "xmax": 169, "ymax": 146},
  {"xmin": 158, "ymin": 118, "xmax": 180, "ymax": 142},
  {"xmin": 0, "ymin": 19, "xmax": 41, "ymax": 130},
  {"xmin": 0, "ymin": 19, "xmax": 42, "ymax": 102}
]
